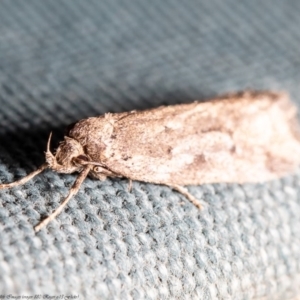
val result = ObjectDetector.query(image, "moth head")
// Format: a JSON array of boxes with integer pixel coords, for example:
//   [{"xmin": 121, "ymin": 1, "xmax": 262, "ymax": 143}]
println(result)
[
  {"xmin": 0, "ymin": 132, "xmax": 95, "ymax": 232},
  {"xmin": 46, "ymin": 133, "xmax": 87, "ymax": 173}
]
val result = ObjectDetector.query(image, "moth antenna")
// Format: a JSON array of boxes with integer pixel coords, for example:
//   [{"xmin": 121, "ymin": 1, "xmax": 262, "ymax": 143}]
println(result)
[
  {"xmin": 34, "ymin": 165, "xmax": 92, "ymax": 232},
  {"xmin": 0, "ymin": 163, "xmax": 48, "ymax": 189},
  {"xmin": 46, "ymin": 131, "xmax": 55, "ymax": 159},
  {"xmin": 171, "ymin": 184, "xmax": 203, "ymax": 209},
  {"xmin": 45, "ymin": 131, "xmax": 59, "ymax": 168},
  {"xmin": 47, "ymin": 131, "xmax": 53, "ymax": 153}
]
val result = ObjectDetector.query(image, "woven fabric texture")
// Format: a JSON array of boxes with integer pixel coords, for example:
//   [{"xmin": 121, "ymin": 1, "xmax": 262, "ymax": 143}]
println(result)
[{"xmin": 1, "ymin": 1, "xmax": 300, "ymax": 299}]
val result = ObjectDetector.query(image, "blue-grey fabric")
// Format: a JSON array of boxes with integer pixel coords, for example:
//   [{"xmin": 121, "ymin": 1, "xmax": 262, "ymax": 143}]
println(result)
[{"xmin": 0, "ymin": 1, "xmax": 300, "ymax": 299}]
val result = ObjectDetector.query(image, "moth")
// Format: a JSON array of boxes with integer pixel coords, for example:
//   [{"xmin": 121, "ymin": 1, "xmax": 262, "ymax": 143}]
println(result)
[{"xmin": 1, "ymin": 91, "xmax": 300, "ymax": 231}]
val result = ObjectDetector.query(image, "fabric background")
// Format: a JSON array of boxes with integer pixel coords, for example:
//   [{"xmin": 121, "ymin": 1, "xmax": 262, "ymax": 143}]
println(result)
[{"xmin": 0, "ymin": 1, "xmax": 300, "ymax": 299}]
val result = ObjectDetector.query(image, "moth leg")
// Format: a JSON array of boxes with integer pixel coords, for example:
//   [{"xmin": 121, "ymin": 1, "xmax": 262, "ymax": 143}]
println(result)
[
  {"xmin": 0, "ymin": 163, "xmax": 48, "ymax": 189},
  {"xmin": 34, "ymin": 165, "xmax": 91, "ymax": 232},
  {"xmin": 128, "ymin": 179, "xmax": 133, "ymax": 192},
  {"xmin": 90, "ymin": 172, "xmax": 107, "ymax": 181},
  {"xmin": 92, "ymin": 166, "xmax": 132, "ymax": 191},
  {"xmin": 170, "ymin": 185, "xmax": 202, "ymax": 209},
  {"xmin": 92, "ymin": 166, "xmax": 118, "ymax": 179}
]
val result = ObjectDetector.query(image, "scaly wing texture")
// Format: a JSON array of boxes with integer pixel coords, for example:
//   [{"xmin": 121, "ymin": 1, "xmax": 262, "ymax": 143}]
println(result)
[{"xmin": 69, "ymin": 91, "xmax": 300, "ymax": 185}]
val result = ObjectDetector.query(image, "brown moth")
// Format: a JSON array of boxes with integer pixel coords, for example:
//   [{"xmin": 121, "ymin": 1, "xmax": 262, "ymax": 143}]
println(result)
[{"xmin": 1, "ymin": 91, "xmax": 300, "ymax": 232}]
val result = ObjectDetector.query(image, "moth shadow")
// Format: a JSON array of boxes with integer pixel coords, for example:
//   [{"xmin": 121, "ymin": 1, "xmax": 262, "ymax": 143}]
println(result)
[
  {"xmin": 92, "ymin": 87, "xmax": 216, "ymax": 113},
  {"xmin": 0, "ymin": 125, "xmax": 65, "ymax": 171}
]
